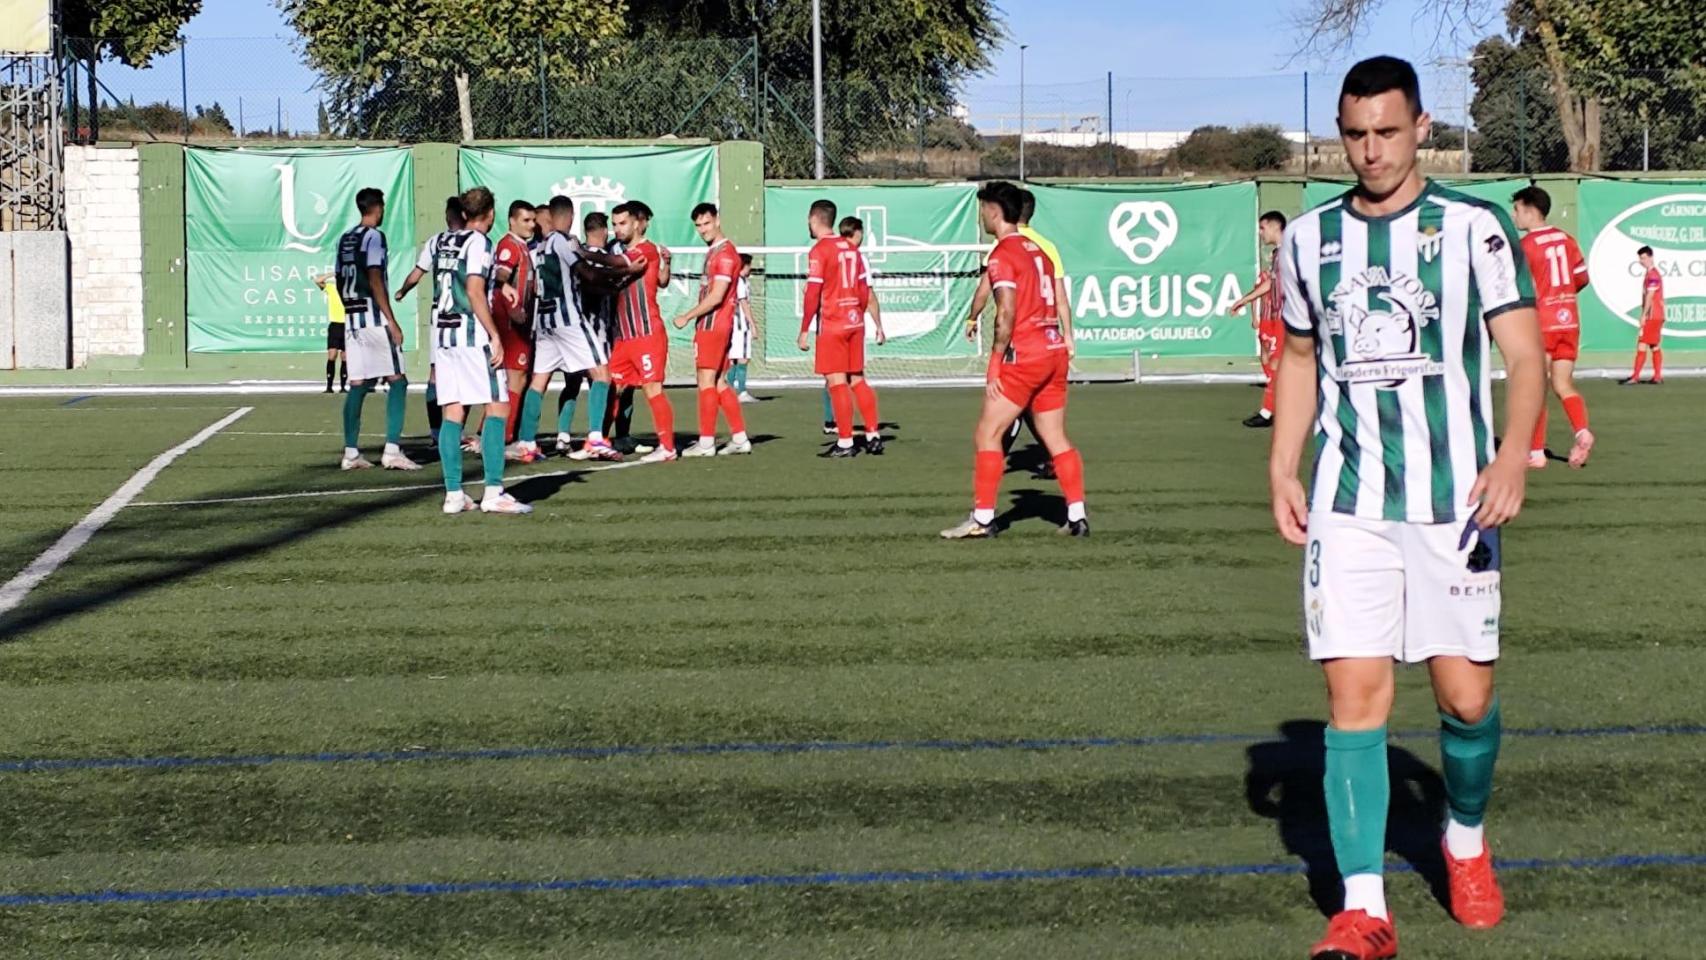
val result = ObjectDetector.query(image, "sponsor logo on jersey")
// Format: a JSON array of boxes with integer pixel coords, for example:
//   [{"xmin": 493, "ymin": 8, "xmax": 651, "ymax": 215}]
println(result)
[{"xmin": 1325, "ymin": 267, "xmax": 1444, "ymax": 387}]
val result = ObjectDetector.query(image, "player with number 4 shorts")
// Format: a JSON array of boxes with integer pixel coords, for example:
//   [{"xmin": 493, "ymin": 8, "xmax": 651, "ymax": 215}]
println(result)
[{"xmin": 1269, "ymin": 57, "xmax": 1546, "ymax": 960}]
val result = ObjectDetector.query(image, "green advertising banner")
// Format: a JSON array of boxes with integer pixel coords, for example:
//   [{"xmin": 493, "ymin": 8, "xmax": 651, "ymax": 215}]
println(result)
[
  {"xmin": 1302, "ymin": 178, "xmax": 1529, "ymax": 213},
  {"xmin": 1026, "ymin": 181, "xmax": 1258, "ymax": 358},
  {"xmin": 761, "ymin": 183, "xmax": 981, "ymax": 363},
  {"xmin": 1579, "ymin": 180, "xmax": 1706, "ymax": 352},
  {"xmin": 459, "ymin": 145, "xmax": 718, "ymax": 354},
  {"xmin": 185, "ymin": 147, "xmax": 416, "ymax": 353}
]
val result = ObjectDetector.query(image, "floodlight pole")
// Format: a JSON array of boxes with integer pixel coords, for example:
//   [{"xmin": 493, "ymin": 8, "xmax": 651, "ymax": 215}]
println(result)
[{"xmin": 812, "ymin": 0, "xmax": 825, "ymax": 180}]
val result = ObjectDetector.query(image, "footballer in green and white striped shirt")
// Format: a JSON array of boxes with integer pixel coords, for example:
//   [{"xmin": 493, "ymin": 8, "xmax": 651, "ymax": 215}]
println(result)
[{"xmin": 1266, "ymin": 57, "xmax": 1546, "ymax": 960}]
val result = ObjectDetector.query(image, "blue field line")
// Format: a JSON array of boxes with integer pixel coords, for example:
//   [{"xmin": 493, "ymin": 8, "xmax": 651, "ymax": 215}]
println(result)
[
  {"xmin": 59, "ymin": 395, "xmax": 93, "ymax": 406},
  {"xmin": 2, "ymin": 851, "xmax": 1705, "ymax": 909},
  {"xmin": 2, "ymin": 723, "xmax": 1705, "ymax": 776}
]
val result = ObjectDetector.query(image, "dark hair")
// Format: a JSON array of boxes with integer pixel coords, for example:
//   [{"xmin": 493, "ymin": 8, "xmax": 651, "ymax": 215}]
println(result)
[
  {"xmin": 1637, "ymin": 245, "xmax": 1655, "ymax": 257},
  {"xmin": 1340, "ymin": 55, "xmax": 1423, "ymax": 118},
  {"xmin": 739, "ymin": 253, "xmax": 753, "ymax": 266},
  {"xmin": 444, "ymin": 195, "xmax": 463, "ymax": 215},
  {"xmin": 809, "ymin": 199, "xmax": 838, "ymax": 225},
  {"xmin": 1511, "ymin": 186, "xmax": 1551, "ymax": 217},
  {"xmin": 548, "ymin": 194, "xmax": 575, "ymax": 218},
  {"xmin": 976, "ymin": 180, "xmax": 1023, "ymax": 226},
  {"xmin": 460, "ymin": 186, "xmax": 495, "ymax": 219},
  {"xmin": 691, "ymin": 202, "xmax": 719, "ymax": 220},
  {"xmin": 507, "ymin": 199, "xmax": 533, "ymax": 220},
  {"xmin": 625, "ymin": 200, "xmax": 653, "ymax": 221},
  {"xmin": 1018, "ymin": 188, "xmax": 1037, "ymax": 224},
  {"xmin": 1259, "ymin": 210, "xmax": 1288, "ymax": 229},
  {"xmin": 584, "ymin": 211, "xmax": 608, "ymax": 231},
  {"xmin": 534, "ymin": 201, "xmax": 550, "ymax": 211},
  {"xmin": 838, "ymin": 215, "xmax": 863, "ymax": 238},
  {"xmin": 355, "ymin": 187, "xmax": 384, "ymax": 215}
]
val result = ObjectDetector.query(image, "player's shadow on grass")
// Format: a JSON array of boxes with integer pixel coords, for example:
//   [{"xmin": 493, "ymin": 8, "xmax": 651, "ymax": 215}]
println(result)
[
  {"xmin": 1246, "ymin": 719, "xmax": 1451, "ymax": 917},
  {"xmin": 994, "ymin": 488, "xmax": 1064, "ymax": 530},
  {"xmin": 0, "ymin": 469, "xmax": 431, "ymax": 642}
]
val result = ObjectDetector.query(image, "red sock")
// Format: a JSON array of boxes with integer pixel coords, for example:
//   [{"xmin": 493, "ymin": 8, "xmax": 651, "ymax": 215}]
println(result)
[
  {"xmin": 647, "ymin": 391, "xmax": 675, "ymax": 451},
  {"xmin": 1653, "ymin": 349, "xmax": 1664, "ymax": 380},
  {"xmin": 974, "ymin": 450, "xmax": 1004, "ymax": 515},
  {"xmin": 696, "ymin": 386, "xmax": 718, "ymax": 439},
  {"xmin": 717, "ymin": 385, "xmax": 746, "ymax": 434},
  {"xmin": 506, "ymin": 391, "xmax": 524, "ymax": 443},
  {"xmin": 1562, "ymin": 394, "xmax": 1588, "ymax": 433},
  {"xmin": 1530, "ymin": 407, "xmax": 1547, "ymax": 454},
  {"xmin": 829, "ymin": 382, "xmax": 854, "ymax": 441},
  {"xmin": 1053, "ymin": 447, "xmax": 1086, "ymax": 509},
  {"xmin": 851, "ymin": 379, "xmax": 880, "ymax": 434},
  {"xmin": 1633, "ymin": 351, "xmax": 1647, "ymax": 379}
]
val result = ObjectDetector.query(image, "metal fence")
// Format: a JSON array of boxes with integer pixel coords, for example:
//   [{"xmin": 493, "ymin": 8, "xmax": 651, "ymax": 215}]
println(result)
[{"xmin": 61, "ymin": 36, "xmax": 1706, "ymax": 178}]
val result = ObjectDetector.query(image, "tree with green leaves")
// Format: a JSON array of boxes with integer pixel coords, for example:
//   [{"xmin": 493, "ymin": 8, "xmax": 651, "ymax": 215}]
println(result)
[
  {"xmin": 278, "ymin": 0, "xmax": 625, "ymax": 142},
  {"xmin": 62, "ymin": 0, "xmax": 202, "ymax": 141}
]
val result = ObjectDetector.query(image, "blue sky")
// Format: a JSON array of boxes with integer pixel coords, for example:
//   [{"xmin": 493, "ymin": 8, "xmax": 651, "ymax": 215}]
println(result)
[{"xmin": 95, "ymin": 0, "xmax": 1488, "ymax": 135}]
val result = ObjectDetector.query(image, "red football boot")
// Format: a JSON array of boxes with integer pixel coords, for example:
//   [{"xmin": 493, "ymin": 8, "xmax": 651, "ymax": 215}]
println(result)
[
  {"xmin": 1310, "ymin": 909, "xmax": 1398, "ymax": 960},
  {"xmin": 1443, "ymin": 837, "xmax": 1505, "ymax": 928}
]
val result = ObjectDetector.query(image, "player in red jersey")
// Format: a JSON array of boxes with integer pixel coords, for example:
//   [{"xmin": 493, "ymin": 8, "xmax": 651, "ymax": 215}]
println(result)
[
  {"xmin": 1228, "ymin": 210, "xmax": 1288, "ymax": 428},
  {"xmin": 798, "ymin": 201, "xmax": 886, "ymax": 457},
  {"xmin": 1513, "ymin": 186, "xmax": 1594, "ymax": 468},
  {"xmin": 590, "ymin": 201, "xmax": 677, "ymax": 463},
  {"xmin": 1623, "ymin": 245, "xmax": 1666, "ymax": 386},
  {"xmin": 490, "ymin": 201, "xmax": 537, "ymax": 451},
  {"xmin": 940, "ymin": 181, "xmax": 1087, "ymax": 539},
  {"xmin": 672, "ymin": 202, "xmax": 751, "ymax": 457}
]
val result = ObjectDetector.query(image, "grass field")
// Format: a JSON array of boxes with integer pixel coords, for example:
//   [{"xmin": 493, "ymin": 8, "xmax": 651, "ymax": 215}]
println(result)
[{"xmin": 1, "ymin": 380, "xmax": 1704, "ymax": 959}]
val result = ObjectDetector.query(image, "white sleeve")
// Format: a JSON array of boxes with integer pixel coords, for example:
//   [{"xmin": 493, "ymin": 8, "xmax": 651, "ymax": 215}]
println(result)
[
  {"xmin": 1469, "ymin": 206, "xmax": 1534, "ymax": 321},
  {"xmin": 362, "ymin": 230, "xmax": 386, "ymax": 269},
  {"xmin": 415, "ymin": 237, "xmax": 435, "ymax": 273},
  {"xmin": 1278, "ymin": 222, "xmax": 1312, "ymax": 335},
  {"xmin": 465, "ymin": 235, "xmax": 491, "ymax": 278}
]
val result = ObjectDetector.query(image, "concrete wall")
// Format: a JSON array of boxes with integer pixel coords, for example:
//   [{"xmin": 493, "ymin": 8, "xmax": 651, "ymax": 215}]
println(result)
[{"xmin": 65, "ymin": 145, "xmax": 145, "ymax": 366}]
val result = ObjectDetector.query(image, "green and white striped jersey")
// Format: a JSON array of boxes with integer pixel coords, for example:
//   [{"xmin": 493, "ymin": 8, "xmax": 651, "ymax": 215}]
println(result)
[
  {"xmin": 1279, "ymin": 181, "xmax": 1535, "ymax": 524},
  {"xmin": 429, "ymin": 230, "xmax": 494, "ymax": 351},
  {"xmin": 334, "ymin": 225, "xmax": 388, "ymax": 330}
]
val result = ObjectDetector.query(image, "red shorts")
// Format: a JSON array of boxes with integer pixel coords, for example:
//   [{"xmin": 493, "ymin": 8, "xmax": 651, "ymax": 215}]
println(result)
[
  {"xmin": 815, "ymin": 327, "xmax": 867, "ymax": 375},
  {"xmin": 997, "ymin": 352, "xmax": 1070, "ymax": 414},
  {"xmin": 609, "ymin": 335, "xmax": 667, "ymax": 386},
  {"xmin": 1639, "ymin": 318, "xmax": 1664, "ymax": 347},
  {"xmin": 1541, "ymin": 328, "xmax": 1579, "ymax": 362},
  {"xmin": 693, "ymin": 327, "xmax": 732, "ymax": 372},
  {"xmin": 498, "ymin": 329, "xmax": 532, "ymax": 372}
]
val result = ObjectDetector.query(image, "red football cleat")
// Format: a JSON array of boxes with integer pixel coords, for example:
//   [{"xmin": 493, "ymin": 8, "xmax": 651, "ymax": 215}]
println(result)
[
  {"xmin": 1310, "ymin": 909, "xmax": 1398, "ymax": 960},
  {"xmin": 1443, "ymin": 838, "xmax": 1505, "ymax": 928}
]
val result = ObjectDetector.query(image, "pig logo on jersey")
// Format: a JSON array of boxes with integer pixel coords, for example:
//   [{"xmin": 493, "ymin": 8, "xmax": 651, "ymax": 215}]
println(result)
[
  {"xmin": 548, "ymin": 176, "xmax": 629, "ymax": 238},
  {"xmin": 1107, "ymin": 201, "xmax": 1179, "ymax": 266},
  {"xmin": 1327, "ymin": 267, "xmax": 1444, "ymax": 388},
  {"xmin": 273, "ymin": 162, "xmax": 331, "ymax": 254}
]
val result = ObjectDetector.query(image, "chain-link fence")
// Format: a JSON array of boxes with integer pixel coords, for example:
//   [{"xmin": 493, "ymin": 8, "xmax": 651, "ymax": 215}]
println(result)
[{"xmin": 61, "ymin": 36, "xmax": 1706, "ymax": 177}]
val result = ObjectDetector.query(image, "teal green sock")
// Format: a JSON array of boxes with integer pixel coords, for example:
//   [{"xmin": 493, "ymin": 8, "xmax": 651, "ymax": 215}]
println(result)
[
  {"xmin": 384, "ymin": 377, "xmax": 409, "ymax": 444},
  {"xmin": 556, "ymin": 393, "xmax": 577, "ymax": 435},
  {"xmin": 1440, "ymin": 697, "xmax": 1501, "ymax": 827},
  {"xmin": 342, "ymin": 383, "xmax": 373, "ymax": 448},
  {"xmin": 1324, "ymin": 725, "xmax": 1390, "ymax": 878},
  {"xmin": 586, "ymin": 380, "xmax": 610, "ymax": 437},
  {"xmin": 439, "ymin": 420, "xmax": 464, "ymax": 492},
  {"xmin": 821, "ymin": 387, "xmax": 833, "ymax": 423},
  {"xmin": 481, "ymin": 415, "xmax": 506, "ymax": 488},
  {"xmin": 520, "ymin": 388, "xmax": 544, "ymax": 444},
  {"xmin": 730, "ymin": 363, "xmax": 747, "ymax": 393}
]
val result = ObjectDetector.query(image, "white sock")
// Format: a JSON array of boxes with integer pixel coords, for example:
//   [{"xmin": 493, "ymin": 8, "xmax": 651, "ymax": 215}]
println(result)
[
  {"xmin": 1444, "ymin": 818, "xmax": 1485, "ymax": 859},
  {"xmin": 1067, "ymin": 502, "xmax": 1087, "ymax": 522},
  {"xmin": 837, "ymin": 438, "xmax": 854, "ymax": 449},
  {"xmin": 1259, "ymin": 409, "xmax": 1272, "ymax": 419},
  {"xmin": 698, "ymin": 436, "xmax": 715, "ymax": 447},
  {"xmin": 1342, "ymin": 872, "xmax": 1388, "ymax": 920},
  {"xmin": 732, "ymin": 431, "xmax": 748, "ymax": 444},
  {"xmin": 972, "ymin": 508, "xmax": 995, "ymax": 525},
  {"xmin": 588, "ymin": 431, "xmax": 604, "ymax": 443},
  {"xmin": 384, "ymin": 442, "xmax": 401, "ymax": 457},
  {"xmin": 483, "ymin": 484, "xmax": 504, "ymax": 501},
  {"xmin": 344, "ymin": 446, "xmax": 360, "ymax": 460},
  {"xmin": 866, "ymin": 431, "xmax": 880, "ymax": 441}
]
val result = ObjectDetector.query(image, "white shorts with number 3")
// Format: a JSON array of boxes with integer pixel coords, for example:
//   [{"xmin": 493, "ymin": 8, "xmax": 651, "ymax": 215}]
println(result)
[{"xmin": 1303, "ymin": 510, "xmax": 1501, "ymax": 664}]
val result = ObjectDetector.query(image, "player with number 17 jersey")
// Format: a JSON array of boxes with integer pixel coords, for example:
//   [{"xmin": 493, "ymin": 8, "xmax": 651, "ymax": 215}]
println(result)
[{"xmin": 985, "ymin": 232, "xmax": 1069, "ymax": 411}]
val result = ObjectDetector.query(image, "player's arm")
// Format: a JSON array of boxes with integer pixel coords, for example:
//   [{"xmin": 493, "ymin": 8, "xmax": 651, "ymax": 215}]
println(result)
[
  {"xmin": 465, "ymin": 260, "xmax": 504, "ymax": 369},
  {"xmin": 965, "ymin": 271, "xmax": 992, "ymax": 341},
  {"xmin": 798, "ymin": 244, "xmax": 827, "ymax": 350},
  {"xmin": 395, "ymin": 241, "xmax": 433, "ymax": 300},
  {"xmin": 1053, "ymin": 276, "xmax": 1073, "ymax": 356},
  {"xmin": 1228, "ymin": 273, "xmax": 1272, "ymax": 318},
  {"xmin": 675, "ymin": 275, "xmax": 732, "ymax": 329},
  {"xmin": 986, "ymin": 283, "xmax": 1017, "ymax": 401},
  {"xmin": 1268, "ymin": 227, "xmax": 1315, "ymax": 546},
  {"xmin": 1643, "ymin": 273, "xmax": 1657, "ymax": 318},
  {"xmin": 365, "ymin": 239, "xmax": 400, "ymax": 343},
  {"xmin": 1470, "ymin": 207, "xmax": 1542, "ymax": 529}
]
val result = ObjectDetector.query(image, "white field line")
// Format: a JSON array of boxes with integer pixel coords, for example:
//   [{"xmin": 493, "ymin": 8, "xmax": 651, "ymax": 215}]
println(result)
[
  {"xmin": 0, "ymin": 407, "xmax": 253, "ymax": 616},
  {"xmin": 127, "ymin": 457, "xmax": 651, "ymax": 509}
]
